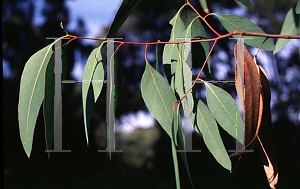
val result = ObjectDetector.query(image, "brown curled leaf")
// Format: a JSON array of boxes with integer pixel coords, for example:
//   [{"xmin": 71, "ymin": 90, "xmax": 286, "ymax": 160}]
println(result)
[
  {"xmin": 256, "ymin": 65, "xmax": 278, "ymax": 189},
  {"xmin": 232, "ymin": 42, "xmax": 262, "ymax": 157}
]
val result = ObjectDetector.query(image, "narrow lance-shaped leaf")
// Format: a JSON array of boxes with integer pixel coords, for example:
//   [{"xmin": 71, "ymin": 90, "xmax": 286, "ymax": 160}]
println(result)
[
  {"xmin": 274, "ymin": 5, "xmax": 300, "ymax": 54},
  {"xmin": 44, "ymin": 44, "xmax": 68, "ymax": 157},
  {"xmin": 212, "ymin": 13, "xmax": 275, "ymax": 51},
  {"xmin": 171, "ymin": 139, "xmax": 180, "ymax": 189},
  {"xmin": 141, "ymin": 60, "xmax": 177, "ymax": 138},
  {"xmin": 82, "ymin": 43, "xmax": 105, "ymax": 145},
  {"xmin": 171, "ymin": 104, "xmax": 180, "ymax": 189},
  {"xmin": 203, "ymin": 81, "xmax": 243, "ymax": 144},
  {"xmin": 176, "ymin": 111, "xmax": 194, "ymax": 188},
  {"xmin": 171, "ymin": 104, "xmax": 194, "ymax": 189},
  {"xmin": 257, "ymin": 65, "xmax": 278, "ymax": 189},
  {"xmin": 19, "ymin": 43, "xmax": 54, "ymax": 158},
  {"xmin": 106, "ymin": 0, "xmax": 141, "ymax": 38},
  {"xmin": 194, "ymin": 98, "xmax": 231, "ymax": 171},
  {"xmin": 114, "ymin": 51, "xmax": 123, "ymax": 112}
]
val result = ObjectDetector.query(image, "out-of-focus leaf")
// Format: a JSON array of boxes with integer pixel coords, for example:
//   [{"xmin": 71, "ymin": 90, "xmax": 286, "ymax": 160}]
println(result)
[
  {"xmin": 296, "ymin": 0, "xmax": 300, "ymax": 14},
  {"xmin": 235, "ymin": 0, "xmax": 252, "ymax": 10},
  {"xmin": 213, "ymin": 14, "xmax": 275, "ymax": 51},
  {"xmin": 199, "ymin": 0, "xmax": 209, "ymax": 14},
  {"xmin": 106, "ymin": 0, "xmax": 141, "ymax": 38},
  {"xmin": 141, "ymin": 61, "xmax": 177, "ymax": 138},
  {"xmin": 234, "ymin": 0, "xmax": 245, "ymax": 12},
  {"xmin": 82, "ymin": 44, "xmax": 105, "ymax": 145},
  {"xmin": 204, "ymin": 81, "xmax": 243, "ymax": 144},
  {"xmin": 19, "ymin": 43, "xmax": 54, "ymax": 158},
  {"xmin": 194, "ymin": 98, "xmax": 231, "ymax": 171},
  {"xmin": 44, "ymin": 44, "xmax": 68, "ymax": 158},
  {"xmin": 256, "ymin": 65, "xmax": 278, "ymax": 189},
  {"xmin": 274, "ymin": 5, "xmax": 300, "ymax": 54}
]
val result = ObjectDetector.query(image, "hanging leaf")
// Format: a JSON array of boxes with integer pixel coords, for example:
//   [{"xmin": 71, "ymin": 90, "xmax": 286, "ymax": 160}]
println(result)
[
  {"xmin": 176, "ymin": 60, "xmax": 193, "ymax": 118},
  {"xmin": 163, "ymin": 6, "xmax": 210, "ymax": 80},
  {"xmin": 171, "ymin": 139, "xmax": 181, "ymax": 189},
  {"xmin": 19, "ymin": 43, "xmax": 54, "ymax": 158},
  {"xmin": 231, "ymin": 42, "xmax": 263, "ymax": 159},
  {"xmin": 114, "ymin": 51, "xmax": 123, "ymax": 112},
  {"xmin": 141, "ymin": 61, "xmax": 177, "ymax": 138},
  {"xmin": 194, "ymin": 98, "xmax": 232, "ymax": 171},
  {"xmin": 43, "ymin": 44, "xmax": 68, "ymax": 158},
  {"xmin": 213, "ymin": 14, "xmax": 275, "ymax": 51},
  {"xmin": 106, "ymin": 0, "xmax": 141, "ymax": 38},
  {"xmin": 82, "ymin": 44, "xmax": 105, "ymax": 145},
  {"xmin": 296, "ymin": 0, "xmax": 300, "ymax": 14},
  {"xmin": 172, "ymin": 104, "xmax": 194, "ymax": 188},
  {"xmin": 203, "ymin": 81, "xmax": 243, "ymax": 144},
  {"xmin": 199, "ymin": 0, "xmax": 209, "ymax": 14},
  {"xmin": 234, "ymin": 0, "xmax": 252, "ymax": 10},
  {"xmin": 274, "ymin": 5, "xmax": 300, "ymax": 54},
  {"xmin": 256, "ymin": 65, "xmax": 278, "ymax": 189}
]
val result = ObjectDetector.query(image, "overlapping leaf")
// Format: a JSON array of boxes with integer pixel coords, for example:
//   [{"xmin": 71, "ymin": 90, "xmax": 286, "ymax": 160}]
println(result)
[
  {"xmin": 163, "ymin": 6, "xmax": 210, "ymax": 85},
  {"xmin": 44, "ymin": 44, "xmax": 68, "ymax": 157},
  {"xmin": 171, "ymin": 104, "xmax": 194, "ymax": 188},
  {"xmin": 231, "ymin": 42, "xmax": 263, "ymax": 158},
  {"xmin": 257, "ymin": 65, "xmax": 278, "ymax": 189},
  {"xmin": 213, "ymin": 14, "xmax": 275, "ymax": 51},
  {"xmin": 274, "ymin": 5, "xmax": 300, "ymax": 54},
  {"xmin": 19, "ymin": 43, "xmax": 54, "ymax": 158},
  {"xmin": 193, "ymin": 98, "xmax": 231, "ymax": 171},
  {"xmin": 82, "ymin": 45, "xmax": 105, "ymax": 145},
  {"xmin": 203, "ymin": 81, "xmax": 243, "ymax": 144},
  {"xmin": 106, "ymin": 0, "xmax": 141, "ymax": 38},
  {"xmin": 141, "ymin": 62, "xmax": 177, "ymax": 138},
  {"xmin": 174, "ymin": 44, "xmax": 193, "ymax": 118}
]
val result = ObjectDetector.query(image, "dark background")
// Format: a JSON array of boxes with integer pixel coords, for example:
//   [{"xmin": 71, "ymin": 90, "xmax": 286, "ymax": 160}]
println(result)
[{"xmin": 3, "ymin": 0, "xmax": 300, "ymax": 188}]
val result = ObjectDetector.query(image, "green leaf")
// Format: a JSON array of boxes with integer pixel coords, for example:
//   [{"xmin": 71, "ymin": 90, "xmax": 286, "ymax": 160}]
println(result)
[
  {"xmin": 174, "ymin": 52, "xmax": 193, "ymax": 118},
  {"xmin": 176, "ymin": 113, "xmax": 194, "ymax": 188},
  {"xmin": 274, "ymin": 5, "xmax": 300, "ymax": 54},
  {"xmin": 82, "ymin": 44, "xmax": 105, "ymax": 145},
  {"xmin": 203, "ymin": 81, "xmax": 243, "ymax": 144},
  {"xmin": 44, "ymin": 44, "xmax": 68, "ymax": 157},
  {"xmin": 296, "ymin": 0, "xmax": 300, "ymax": 14},
  {"xmin": 114, "ymin": 52, "xmax": 123, "ymax": 112},
  {"xmin": 141, "ymin": 62, "xmax": 177, "ymax": 138},
  {"xmin": 19, "ymin": 43, "xmax": 54, "ymax": 158},
  {"xmin": 163, "ymin": 6, "xmax": 210, "ymax": 79},
  {"xmin": 193, "ymin": 98, "xmax": 231, "ymax": 171},
  {"xmin": 235, "ymin": 0, "xmax": 252, "ymax": 10},
  {"xmin": 171, "ymin": 139, "xmax": 180, "ymax": 189},
  {"xmin": 213, "ymin": 14, "xmax": 275, "ymax": 51},
  {"xmin": 106, "ymin": 0, "xmax": 141, "ymax": 38},
  {"xmin": 199, "ymin": 0, "xmax": 209, "ymax": 13}
]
